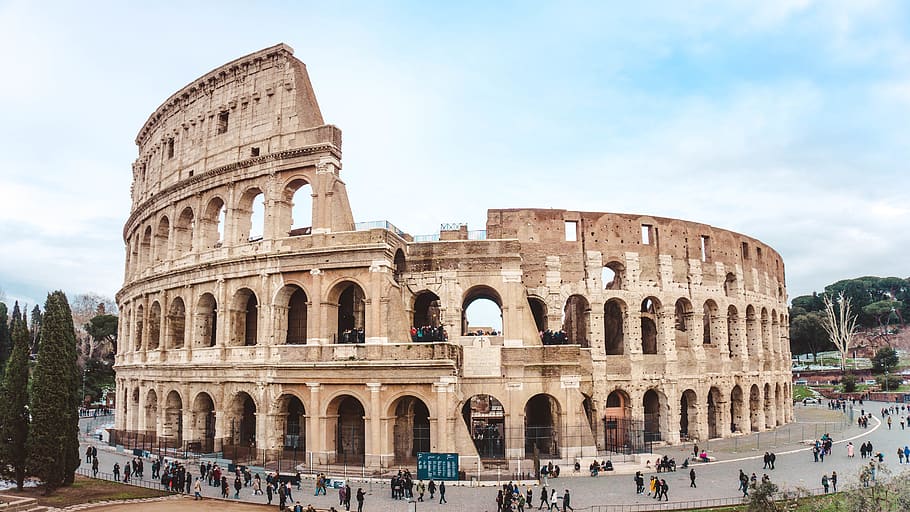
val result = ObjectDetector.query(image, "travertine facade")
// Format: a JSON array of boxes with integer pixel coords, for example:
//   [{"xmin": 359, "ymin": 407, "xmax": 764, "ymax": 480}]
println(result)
[{"xmin": 114, "ymin": 44, "xmax": 792, "ymax": 470}]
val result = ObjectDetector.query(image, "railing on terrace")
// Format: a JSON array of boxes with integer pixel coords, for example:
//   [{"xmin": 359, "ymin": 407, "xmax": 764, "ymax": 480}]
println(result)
[
  {"xmin": 412, "ymin": 230, "xmax": 487, "ymax": 242},
  {"xmin": 354, "ymin": 220, "xmax": 405, "ymax": 237}
]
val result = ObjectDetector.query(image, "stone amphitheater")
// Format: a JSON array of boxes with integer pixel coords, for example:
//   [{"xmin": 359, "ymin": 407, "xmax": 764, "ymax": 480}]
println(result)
[{"xmin": 113, "ymin": 44, "xmax": 792, "ymax": 471}]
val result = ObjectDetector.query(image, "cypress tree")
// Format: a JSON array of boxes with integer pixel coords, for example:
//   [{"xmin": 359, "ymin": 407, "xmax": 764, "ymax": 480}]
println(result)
[
  {"xmin": 29, "ymin": 304, "xmax": 42, "ymax": 356},
  {"xmin": 0, "ymin": 302, "xmax": 10, "ymax": 370},
  {"xmin": 0, "ymin": 303, "xmax": 30, "ymax": 489},
  {"xmin": 28, "ymin": 291, "xmax": 80, "ymax": 492}
]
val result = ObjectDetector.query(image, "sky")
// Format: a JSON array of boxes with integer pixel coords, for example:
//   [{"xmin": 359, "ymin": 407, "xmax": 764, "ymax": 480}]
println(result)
[{"xmin": 0, "ymin": 1, "xmax": 908, "ymax": 318}]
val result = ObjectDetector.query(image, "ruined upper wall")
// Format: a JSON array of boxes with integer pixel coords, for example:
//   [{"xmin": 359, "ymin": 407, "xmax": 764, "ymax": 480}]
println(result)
[
  {"xmin": 487, "ymin": 208, "xmax": 786, "ymax": 296},
  {"xmin": 130, "ymin": 44, "xmax": 335, "ymax": 207}
]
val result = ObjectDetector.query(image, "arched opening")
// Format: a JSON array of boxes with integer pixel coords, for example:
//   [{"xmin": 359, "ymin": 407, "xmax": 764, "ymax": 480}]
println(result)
[
  {"xmin": 749, "ymin": 384, "xmax": 761, "ymax": 432},
  {"xmin": 462, "ymin": 286, "xmax": 503, "ymax": 336},
  {"xmin": 230, "ymin": 289, "xmax": 258, "ymax": 346},
  {"xmin": 727, "ymin": 305, "xmax": 739, "ymax": 358},
  {"xmin": 771, "ymin": 311, "xmax": 781, "ymax": 358},
  {"xmin": 393, "ymin": 249, "xmax": 406, "ymax": 283},
  {"xmin": 703, "ymin": 300, "xmax": 718, "ymax": 345},
  {"xmin": 724, "ymin": 273, "xmax": 737, "ymax": 298},
  {"xmin": 411, "ymin": 291, "xmax": 442, "ymax": 341},
  {"xmin": 761, "ymin": 308, "xmax": 771, "ymax": 369},
  {"xmin": 192, "ymin": 392, "xmax": 216, "ymax": 453},
  {"xmin": 229, "ymin": 392, "xmax": 257, "ymax": 455},
  {"xmin": 154, "ymin": 216, "xmax": 170, "ymax": 262},
  {"xmin": 237, "ymin": 188, "xmax": 265, "ymax": 243},
  {"xmin": 200, "ymin": 197, "xmax": 225, "ymax": 249},
  {"xmin": 335, "ymin": 282, "xmax": 366, "ymax": 343},
  {"xmin": 674, "ymin": 298, "xmax": 693, "ymax": 349},
  {"xmin": 167, "ymin": 297, "xmax": 186, "ymax": 349},
  {"xmin": 329, "ymin": 395, "xmax": 365, "ymax": 463},
  {"xmin": 174, "ymin": 207, "xmax": 195, "ymax": 255},
  {"xmin": 680, "ymin": 389, "xmax": 698, "ymax": 441},
  {"xmin": 528, "ymin": 297, "xmax": 548, "ymax": 333},
  {"xmin": 602, "ymin": 261, "xmax": 624, "ymax": 290},
  {"xmin": 643, "ymin": 389, "xmax": 665, "ymax": 442},
  {"xmin": 163, "ymin": 390, "xmax": 183, "ymax": 446},
  {"xmin": 604, "ymin": 390, "xmax": 632, "ymax": 452},
  {"xmin": 285, "ymin": 179, "xmax": 313, "ymax": 236},
  {"xmin": 195, "ymin": 293, "xmax": 217, "ymax": 347},
  {"xmin": 145, "ymin": 389, "xmax": 158, "ymax": 438},
  {"xmin": 707, "ymin": 386, "xmax": 723, "ymax": 439},
  {"xmin": 276, "ymin": 394, "xmax": 306, "ymax": 457},
  {"xmin": 391, "ymin": 396, "xmax": 431, "ymax": 463},
  {"xmin": 287, "ymin": 287, "xmax": 308, "ymax": 345},
  {"xmin": 148, "ymin": 301, "xmax": 161, "ymax": 350},
  {"xmin": 763, "ymin": 383, "xmax": 774, "ymax": 429},
  {"xmin": 774, "ymin": 384, "xmax": 783, "ymax": 426},
  {"xmin": 525, "ymin": 394, "xmax": 561, "ymax": 458},
  {"xmin": 563, "ymin": 295, "xmax": 590, "ymax": 347},
  {"xmin": 134, "ymin": 304, "xmax": 144, "ymax": 351},
  {"xmin": 130, "ymin": 388, "xmax": 140, "ymax": 432},
  {"xmin": 640, "ymin": 298, "xmax": 660, "ymax": 354},
  {"xmin": 604, "ymin": 299, "xmax": 625, "ymax": 355},
  {"xmin": 746, "ymin": 306, "xmax": 758, "ymax": 359},
  {"xmin": 730, "ymin": 385, "xmax": 744, "ymax": 433},
  {"xmin": 462, "ymin": 394, "xmax": 505, "ymax": 459},
  {"xmin": 140, "ymin": 226, "xmax": 152, "ymax": 269},
  {"xmin": 582, "ymin": 394, "xmax": 596, "ymax": 438}
]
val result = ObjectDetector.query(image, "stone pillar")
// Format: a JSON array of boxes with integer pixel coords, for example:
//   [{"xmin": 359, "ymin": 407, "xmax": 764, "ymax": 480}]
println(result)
[
  {"xmin": 308, "ymin": 269, "xmax": 325, "ymax": 344},
  {"xmin": 306, "ymin": 383, "xmax": 322, "ymax": 462},
  {"xmin": 366, "ymin": 383, "xmax": 383, "ymax": 466},
  {"xmin": 367, "ymin": 261, "xmax": 389, "ymax": 344},
  {"xmin": 433, "ymin": 379, "xmax": 453, "ymax": 452},
  {"xmin": 502, "ymin": 269, "xmax": 524, "ymax": 346}
]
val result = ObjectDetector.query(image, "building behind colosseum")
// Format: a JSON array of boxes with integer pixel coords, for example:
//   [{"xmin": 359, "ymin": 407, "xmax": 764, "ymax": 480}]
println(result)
[{"xmin": 113, "ymin": 44, "xmax": 793, "ymax": 471}]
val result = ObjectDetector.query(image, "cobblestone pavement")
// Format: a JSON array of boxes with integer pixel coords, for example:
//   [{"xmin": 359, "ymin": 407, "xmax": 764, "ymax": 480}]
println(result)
[{"xmin": 75, "ymin": 401, "xmax": 910, "ymax": 511}]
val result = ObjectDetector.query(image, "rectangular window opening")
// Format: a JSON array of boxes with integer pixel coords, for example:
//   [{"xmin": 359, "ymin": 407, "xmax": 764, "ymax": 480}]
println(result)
[
  {"xmin": 217, "ymin": 112, "xmax": 229, "ymax": 134},
  {"xmin": 742, "ymin": 242, "xmax": 750, "ymax": 260},
  {"xmin": 167, "ymin": 138, "xmax": 175, "ymax": 159},
  {"xmin": 700, "ymin": 235, "xmax": 710, "ymax": 262},
  {"xmin": 641, "ymin": 225, "xmax": 652, "ymax": 245},
  {"xmin": 756, "ymin": 247, "xmax": 763, "ymax": 261},
  {"xmin": 251, "ymin": 147, "xmax": 260, "ymax": 157},
  {"xmin": 564, "ymin": 221, "xmax": 578, "ymax": 242}
]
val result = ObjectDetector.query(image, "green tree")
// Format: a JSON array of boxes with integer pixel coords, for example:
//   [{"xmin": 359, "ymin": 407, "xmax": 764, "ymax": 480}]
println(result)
[
  {"xmin": 871, "ymin": 347, "xmax": 900, "ymax": 374},
  {"xmin": 28, "ymin": 304, "xmax": 42, "ymax": 355},
  {"xmin": 0, "ymin": 302, "xmax": 10, "ymax": 370},
  {"xmin": 789, "ymin": 311, "xmax": 831, "ymax": 361},
  {"xmin": 84, "ymin": 313, "xmax": 118, "ymax": 357},
  {"xmin": 28, "ymin": 291, "xmax": 80, "ymax": 492},
  {"xmin": 863, "ymin": 300, "xmax": 902, "ymax": 332},
  {"xmin": 0, "ymin": 303, "xmax": 30, "ymax": 489},
  {"xmin": 791, "ymin": 293, "xmax": 825, "ymax": 313}
]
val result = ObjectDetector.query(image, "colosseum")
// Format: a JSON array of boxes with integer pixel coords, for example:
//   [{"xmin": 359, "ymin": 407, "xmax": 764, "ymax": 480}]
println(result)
[{"xmin": 113, "ymin": 44, "xmax": 793, "ymax": 472}]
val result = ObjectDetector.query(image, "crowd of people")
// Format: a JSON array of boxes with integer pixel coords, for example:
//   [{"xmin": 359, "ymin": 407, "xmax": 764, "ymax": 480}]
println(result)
[
  {"xmin": 339, "ymin": 328, "xmax": 365, "ymax": 344},
  {"xmin": 410, "ymin": 325, "xmax": 448, "ymax": 342},
  {"xmin": 540, "ymin": 330, "xmax": 569, "ymax": 345}
]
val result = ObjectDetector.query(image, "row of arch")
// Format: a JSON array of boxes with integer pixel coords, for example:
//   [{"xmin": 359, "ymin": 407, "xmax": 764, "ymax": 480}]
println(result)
[{"xmin": 126, "ymin": 178, "xmax": 313, "ymax": 276}]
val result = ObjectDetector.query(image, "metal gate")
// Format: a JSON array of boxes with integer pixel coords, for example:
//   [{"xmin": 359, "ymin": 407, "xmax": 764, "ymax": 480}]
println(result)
[{"xmin": 603, "ymin": 416, "xmax": 652, "ymax": 454}]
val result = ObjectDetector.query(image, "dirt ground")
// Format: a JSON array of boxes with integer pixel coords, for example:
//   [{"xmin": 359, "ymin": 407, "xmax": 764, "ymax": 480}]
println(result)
[{"xmin": 86, "ymin": 496, "xmax": 275, "ymax": 511}]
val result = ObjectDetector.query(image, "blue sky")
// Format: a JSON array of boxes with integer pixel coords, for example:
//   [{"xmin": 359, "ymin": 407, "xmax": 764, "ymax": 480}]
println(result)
[{"xmin": 1, "ymin": 1, "xmax": 908, "ymax": 314}]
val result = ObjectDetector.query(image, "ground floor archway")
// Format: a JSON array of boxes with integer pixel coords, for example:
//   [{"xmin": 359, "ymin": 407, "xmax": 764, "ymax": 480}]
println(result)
[
  {"xmin": 462, "ymin": 394, "xmax": 505, "ymax": 459},
  {"xmin": 391, "ymin": 396, "xmax": 431, "ymax": 464},
  {"xmin": 525, "ymin": 394, "xmax": 561, "ymax": 457}
]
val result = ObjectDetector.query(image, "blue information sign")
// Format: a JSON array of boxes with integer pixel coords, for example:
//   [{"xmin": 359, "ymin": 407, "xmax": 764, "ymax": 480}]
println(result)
[{"xmin": 417, "ymin": 452, "xmax": 459, "ymax": 481}]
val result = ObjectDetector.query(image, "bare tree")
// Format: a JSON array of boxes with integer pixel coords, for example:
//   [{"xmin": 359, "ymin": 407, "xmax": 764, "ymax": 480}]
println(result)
[{"xmin": 821, "ymin": 292, "xmax": 859, "ymax": 371}]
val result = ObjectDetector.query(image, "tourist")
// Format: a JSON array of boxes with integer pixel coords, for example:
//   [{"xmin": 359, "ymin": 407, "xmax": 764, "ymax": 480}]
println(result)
[
  {"xmin": 356, "ymin": 488, "xmax": 365, "ymax": 512},
  {"xmin": 193, "ymin": 478, "xmax": 202, "ymax": 500},
  {"xmin": 821, "ymin": 474, "xmax": 829, "ymax": 493},
  {"xmin": 689, "ymin": 468, "xmax": 696, "ymax": 488},
  {"xmin": 831, "ymin": 471, "xmax": 838, "ymax": 492},
  {"xmin": 562, "ymin": 489, "xmax": 574, "ymax": 511},
  {"xmin": 438, "ymin": 480, "xmax": 447, "ymax": 504}
]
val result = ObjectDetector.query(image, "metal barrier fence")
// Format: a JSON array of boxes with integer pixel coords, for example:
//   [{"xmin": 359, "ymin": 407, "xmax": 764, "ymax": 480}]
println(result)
[{"xmin": 75, "ymin": 466, "xmax": 178, "ymax": 494}]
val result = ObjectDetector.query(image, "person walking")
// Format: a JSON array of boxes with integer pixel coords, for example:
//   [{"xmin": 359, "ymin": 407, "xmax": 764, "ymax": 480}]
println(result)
[
  {"xmin": 266, "ymin": 482, "xmax": 274, "ymax": 505},
  {"xmin": 221, "ymin": 476, "xmax": 229, "ymax": 499},
  {"xmin": 562, "ymin": 489, "xmax": 574, "ymax": 512},
  {"xmin": 356, "ymin": 488, "xmax": 365, "ymax": 512},
  {"xmin": 438, "ymin": 480, "xmax": 447, "ymax": 504},
  {"xmin": 847, "ymin": 442, "xmax": 854, "ymax": 458},
  {"xmin": 659, "ymin": 479, "xmax": 668, "ymax": 501},
  {"xmin": 739, "ymin": 470, "xmax": 749, "ymax": 497},
  {"xmin": 92, "ymin": 456, "xmax": 99, "ymax": 477},
  {"xmin": 194, "ymin": 478, "xmax": 203, "ymax": 500},
  {"xmin": 831, "ymin": 471, "xmax": 838, "ymax": 492},
  {"xmin": 898, "ymin": 447, "xmax": 904, "ymax": 464},
  {"xmin": 548, "ymin": 489, "xmax": 558, "ymax": 511},
  {"xmin": 234, "ymin": 476, "xmax": 242, "ymax": 499},
  {"xmin": 689, "ymin": 468, "xmax": 696, "ymax": 488},
  {"xmin": 822, "ymin": 474, "xmax": 830, "ymax": 493},
  {"xmin": 428, "ymin": 480, "xmax": 436, "ymax": 500},
  {"xmin": 539, "ymin": 487, "xmax": 549, "ymax": 510},
  {"xmin": 769, "ymin": 452, "xmax": 776, "ymax": 469}
]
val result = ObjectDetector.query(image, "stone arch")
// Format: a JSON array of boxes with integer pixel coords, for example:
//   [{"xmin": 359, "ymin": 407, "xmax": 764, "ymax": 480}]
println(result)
[
  {"xmin": 640, "ymin": 297, "xmax": 661, "ymax": 354},
  {"xmin": 130, "ymin": 387, "xmax": 141, "ymax": 432},
  {"xmin": 563, "ymin": 294, "xmax": 590, "ymax": 347},
  {"xmin": 275, "ymin": 393, "xmax": 306, "ymax": 454},
  {"xmin": 674, "ymin": 298, "xmax": 694, "ymax": 349},
  {"xmin": 604, "ymin": 298, "xmax": 626, "ymax": 355},
  {"xmin": 746, "ymin": 305, "xmax": 759, "ymax": 359},
  {"xmin": 145, "ymin": 388, "xmax": 158, "ymax": 436},
  {"xmin": 462, "ymin": 285, "xmax": 503, "ymax": 335},
  {"xmin": 702, "ymin": 299, "xmax": 720, "ymax": 346},
  {"xmin": 174, "ymin": 206, "xmax": 195, "ymax": 255},
  {"xmin": 707, "ymin": 386, "xmax": 724, "ymax": 439},
  {"xmin": 140, "ymin": 225, "xmax": 152, "ymax": 269},
  {"xmin": 148, "ymin": 301, "xmax": 161, "ymax": 350},
  {"xmin": 227, "ymin": 391, "xmax": 258, "ymax": 450},
  {"xmin": 163, "ymin": 390, "xmax": 183, "ymax": 445},
  {"xmin": 236, "ymin": 186, "xmax": 265, "ymax": 243},
  {"xmin": 328, "ymin": 281, "xmax": 366, "ymax": 343},
  {"xmin": 604, "ymin": 389, "xmax": 632, "ymax": 451},
  {"xmin": 389, "ymin": 395, "xmax": 431, "ymax": 463},
  {"xmin": 525, "ymin": 394, "xmax": 562, "ymax": 458},
  {"xmin": 282, "ymin": 178, "xmax": 313, "ymax": 236},
  {"xmin": 771, "ymin": 309, "xmax": 780, "ymax": 357},
  {"xmin": 393, "ymin": 249, "xmax": 406, "ymax": 283},
  {"xmin": 134, "ymin": 304, "xmax": 144, "ymax": 351},
  {"xmin": 763, "ymin": 383, "xmax": 774, "ymax": 429},
  {"xmin": 167, "ymin": 296, "xmax": 186, "ymax": 349},
  {"xmin": 413, "ymin": 291, "xmax": 442, "ymax": 331},
  {"xmin": 730, "ymin": 385, "xmax": 744, "ymax": 433},
  {"xmin": 602, "ymin": 260, "xmax": 625, "ymax": 290},
  {"xmin": 679, "ymin": 389, "xmax": 698, "ymax": 441},
  {"xmin": 275, "ymin": 284, "xmax": 308, "ymax": 345},
  {"xmin": 724, "ymin": 272, "xmax": 737, "ymax": 298},
  {"xmin": 528, "ymin": 296, "xmax": 548, "ymax": 333},
  {"xmin": 154, "ymin": 215, "xmax": 170, "ymax": 262},
  {"xmin": 760, "ymin": 308, "xmax": 771, "ymax": 363},
  {"xmin": 775, "ymin": 383, "xmax": 783, "ymax": 426},
  {"xmin": 195, "ymin": 293, "xmax": 217, "ymax": 347},
  {"xmin": 327, "ymin": 395, "xmax": 365, "ymax": 463},
  {"xmin": 191, "ymin": 392, "xmax": 216, "ymax": 453},
  {"xmin": 462, "ymin": 394, "xmax": 505, "ymax": 459},
  {"xmin": 726, "ymin": 305, "xmax": 739, "ymax": 358},
  {"xmin": 643, "ymin": 388, "xmax": 668, "ymax": 442},
  {"xmin": 230, "ymin": 288, "xmax": 259, "ymax": 346},
  {"xmin": 749, "ymin": 384, "xmax": 761, "ymax": 432},
  {"xmin": 200, "ymin": 196, "xmax": 225, "ymax": 249}
]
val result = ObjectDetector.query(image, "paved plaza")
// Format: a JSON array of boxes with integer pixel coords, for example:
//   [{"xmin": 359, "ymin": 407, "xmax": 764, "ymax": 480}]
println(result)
[{"xmin": 76, "ymin": 400, "xmax": 910, "ymax": 511}]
